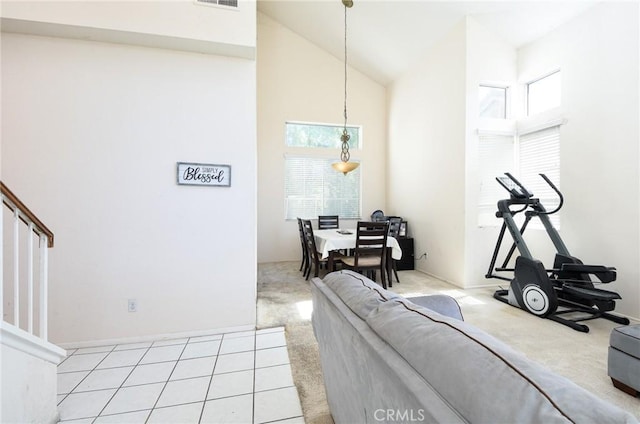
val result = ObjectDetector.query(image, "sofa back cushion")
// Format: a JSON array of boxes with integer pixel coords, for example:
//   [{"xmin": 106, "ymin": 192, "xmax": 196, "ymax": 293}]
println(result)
[
  {"xmin": 367, "ymin": 300, "xmax": 637, "ymax": 424},
  {"xmin": 322, "ymin": 270, "xmax": 400, "ymax": 320},
  {"xmin": 311, "ymin": 276, "xmax": 469, "ymax": 424}
]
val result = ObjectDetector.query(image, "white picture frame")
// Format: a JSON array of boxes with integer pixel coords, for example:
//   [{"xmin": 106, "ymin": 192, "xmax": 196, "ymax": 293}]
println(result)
[{"xmin": 177, "ymin": 162, "xmax": 231, "ymax": 187}]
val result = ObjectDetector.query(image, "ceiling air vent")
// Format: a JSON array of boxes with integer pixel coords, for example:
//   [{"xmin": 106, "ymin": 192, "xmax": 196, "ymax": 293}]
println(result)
[{"xmin": 196, "ymin": 0, "xmax": 238, "ymax": 7}]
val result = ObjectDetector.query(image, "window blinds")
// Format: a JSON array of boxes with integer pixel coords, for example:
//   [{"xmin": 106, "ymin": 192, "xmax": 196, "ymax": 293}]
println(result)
[
  {"xmin": 477, "ymin": 125, "xmax": 561, "ymax": 227},
  {"xmin": 519, "ymin": 125, "xmax": 561, "ymax": 227},
  {"xmin": 478, "ymin": 133, "xmax": 515, "ymax": 226},
  {"xmin": 284, "ymin": 157, "xmax": 361, "ymax": 220}
]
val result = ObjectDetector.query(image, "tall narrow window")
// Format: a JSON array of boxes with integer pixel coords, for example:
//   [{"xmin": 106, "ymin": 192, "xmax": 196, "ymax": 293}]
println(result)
[
  {"xmin": 284, "ymin": 122, "xmax": 361, "ymax": 220},
  {"xmin": 527, "ymin": 71, "xmax": 561, "ymax": 116},
  {"xmin": 478, "ymin": 133, "xmax": 515, "ymax": 226},
  {"xmin": 519, "ymin": 125, "xmax": 561, "ymax": 226}
]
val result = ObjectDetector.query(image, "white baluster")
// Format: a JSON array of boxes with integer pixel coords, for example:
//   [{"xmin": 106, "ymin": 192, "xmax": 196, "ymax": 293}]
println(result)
[
  {"xmin": 40, "ymin": 234, "xmax": 48, "ymax": 341},
  {"xmin": 13, "ymin": 208, "xmax": 19, "ymax": 327},
  {"xmin": 0, "ymin": 198, "xmax": 3, "ymax": 322},
  {"xmin": 27, "ymin": 223, "xmax": 34, "ymax": 334}
]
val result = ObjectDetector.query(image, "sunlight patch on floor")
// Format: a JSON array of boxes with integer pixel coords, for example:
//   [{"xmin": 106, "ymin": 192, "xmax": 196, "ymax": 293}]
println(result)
[
  {"xmin": 296, "ymin": 300, "xmax": 313, "ymax": 320},
  {"xmin": 401, "ymin": 292, "xmax": 430, "ymax": 298},
  {"xmin": 438, "ymin": 289, "xmax": 486, "ymax": 306}
]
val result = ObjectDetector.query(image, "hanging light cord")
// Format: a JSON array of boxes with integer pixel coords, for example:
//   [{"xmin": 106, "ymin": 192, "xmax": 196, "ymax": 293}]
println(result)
[
  {"xmin": 340, "ymin": 2, "xmax": 351, "ymax": 163},
  {"xmin": 333, "ymin": 0, "xmax": 357, "ymax": 175},
  {"xmin": 343, "ymin": 3, "xmax": 348, "ymax": 128}
]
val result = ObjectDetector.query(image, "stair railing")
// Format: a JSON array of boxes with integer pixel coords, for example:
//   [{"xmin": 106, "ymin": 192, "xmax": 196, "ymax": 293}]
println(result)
[{"xmin": 1, "ymin": 181, "xmax": 54, "ymax": 341}]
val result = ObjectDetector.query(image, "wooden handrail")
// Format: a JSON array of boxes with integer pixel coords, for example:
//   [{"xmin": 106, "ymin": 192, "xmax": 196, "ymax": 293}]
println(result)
[{"xmin": 1, "ymin": 182, "xmax": 54, "ymax": 247}]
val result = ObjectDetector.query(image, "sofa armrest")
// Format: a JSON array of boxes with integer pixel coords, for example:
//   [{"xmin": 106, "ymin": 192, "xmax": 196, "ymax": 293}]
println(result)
[{"xmin": 406, "ymin": 295, "xmax": 463, "ymax": 321}]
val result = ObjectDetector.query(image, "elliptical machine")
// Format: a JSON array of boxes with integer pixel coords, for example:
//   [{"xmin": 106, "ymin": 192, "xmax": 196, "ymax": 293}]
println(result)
[{"xmin": 486, "ymin": 173, "xmax": 630, "ymax": 333}]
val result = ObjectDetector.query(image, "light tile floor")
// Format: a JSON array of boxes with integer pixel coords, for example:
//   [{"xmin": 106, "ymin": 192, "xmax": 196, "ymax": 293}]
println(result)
[{"xmin": 56, "ymin": 327, "xmax": 304, "ymax": 424}]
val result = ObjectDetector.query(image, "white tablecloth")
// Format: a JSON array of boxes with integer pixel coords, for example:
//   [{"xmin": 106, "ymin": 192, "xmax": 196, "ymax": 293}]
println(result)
[{"xmin": 314, "ymin": 229, "xmax": 403, "ymax": 260}]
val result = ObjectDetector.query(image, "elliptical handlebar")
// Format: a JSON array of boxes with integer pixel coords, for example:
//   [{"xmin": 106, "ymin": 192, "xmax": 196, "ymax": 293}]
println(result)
[
  {"xmin": 537, "ymin": 173, "xmax": 564, "ymax": 215},
  {"xmin": 496, "ymin": 172, "xmax": 533, "ymax": 199},
  {"xmin": 495, "ymin": 173, "xmax": 531, "ymax": 215},
  {"xmin": 495, "ymin": 172, "xmax": 564, "ymax": 215}
]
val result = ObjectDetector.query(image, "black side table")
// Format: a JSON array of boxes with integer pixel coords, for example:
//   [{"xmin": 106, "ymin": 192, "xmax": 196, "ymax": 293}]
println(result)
[{"xmin": 396, "ymin": 238, "xmax": 414, "ymax": 270}]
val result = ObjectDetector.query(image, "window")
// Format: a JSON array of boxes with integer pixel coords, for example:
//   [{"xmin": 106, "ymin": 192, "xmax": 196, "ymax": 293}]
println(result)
[
  {"xmin": 477, "ymin": 126, "xmax": 561, "ymax": 228},
  {"xmin": 286, "ymin": 122, "xmax": 360, "ymax": 149},
  {"xmin": 518, "ymin": 126, "xmax": 561, "ymax": 227},
  {"xmin": 478, "ymin": 68, "xmax": 562, "ymax": 227},
  {"xmin": 477, "ymin": 133, "xmax": 515, "ymax": 226},
  {"xmin": 527, "ymin": 71, "xmax": 561, "ymax": 116},
  {"xmin": 284, "ymin": 122, "xmax": 361, "ymax": 220},
  {"xmin": 479, "ymin": 85, "xmax": 507, "ymax": 119}
]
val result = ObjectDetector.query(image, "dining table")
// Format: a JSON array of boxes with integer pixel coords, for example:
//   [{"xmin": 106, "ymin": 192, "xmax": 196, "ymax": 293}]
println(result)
[{"xmin": 314, "ymin": 228, "xmax": 403, "ymax": 278}]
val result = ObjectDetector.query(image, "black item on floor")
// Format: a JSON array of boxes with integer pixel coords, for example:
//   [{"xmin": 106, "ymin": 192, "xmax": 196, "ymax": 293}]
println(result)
[{"xmin": 397, "ymin": 238, "xmax": 414, "ymax": 271}]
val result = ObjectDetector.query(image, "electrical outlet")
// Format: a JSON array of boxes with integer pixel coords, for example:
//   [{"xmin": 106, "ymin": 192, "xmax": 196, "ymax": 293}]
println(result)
[{"xmin": 128, "ymin": 299, "xmax": 137, "ymax": 312}]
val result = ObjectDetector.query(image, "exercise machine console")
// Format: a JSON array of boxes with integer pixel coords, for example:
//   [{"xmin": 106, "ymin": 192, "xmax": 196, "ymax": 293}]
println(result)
[{"xmin": 486, "ymin": 173, "xmax": 629, "ymax": 332}]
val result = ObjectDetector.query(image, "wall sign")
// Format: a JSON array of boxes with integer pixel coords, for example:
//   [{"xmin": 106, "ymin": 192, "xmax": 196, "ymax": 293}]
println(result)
[{"xmin": 177, "ymin": 162, "xmax": 231, "ymax": 187}]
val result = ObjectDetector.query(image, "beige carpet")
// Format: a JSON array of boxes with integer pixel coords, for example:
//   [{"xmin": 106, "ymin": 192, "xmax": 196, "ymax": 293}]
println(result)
[{"xmin": 257, "ymin": 261, "xmax": 640, "ymax": 422}]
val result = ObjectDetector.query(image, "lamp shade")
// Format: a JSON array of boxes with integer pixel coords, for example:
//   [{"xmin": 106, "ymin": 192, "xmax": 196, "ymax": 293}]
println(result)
[{"xmin": 332, "ymin": 161, "xmax": 359, "ymax": 175}]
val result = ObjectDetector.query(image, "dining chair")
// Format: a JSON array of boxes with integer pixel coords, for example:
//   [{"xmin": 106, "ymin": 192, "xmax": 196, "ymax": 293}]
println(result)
[
  {"xmin": 318, "ymin": 215, "xmax": 339, "ymax": 229},
  {"xmin": 318, "ymin": 214, "xmax": 351, "ymax": 256},
  {"xmin": 297, "ymin": 218, "xmax": 309, "ymax": 275},
  {"xmin": 386, "ymin": 216, "xmax": 402, "ymax": 283},
  {"xmin": 337, "ymin": 221, "xmax": 390, "ymax": 289},
  {"xmin": 302, "ymin": 219, "xmax": 331, "ymax": 280}
]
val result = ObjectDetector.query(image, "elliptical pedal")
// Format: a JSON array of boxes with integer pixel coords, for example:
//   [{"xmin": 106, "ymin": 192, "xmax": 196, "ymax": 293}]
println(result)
[{"xmin": 562, "ymin": 284, "xmax": 621, "ymax": 301}]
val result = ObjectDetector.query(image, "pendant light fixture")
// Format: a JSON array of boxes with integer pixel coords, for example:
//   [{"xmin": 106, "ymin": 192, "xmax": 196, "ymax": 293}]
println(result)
[{"xmin": 332, "ymin": 0, "xmax": 359, "ymax": 175}]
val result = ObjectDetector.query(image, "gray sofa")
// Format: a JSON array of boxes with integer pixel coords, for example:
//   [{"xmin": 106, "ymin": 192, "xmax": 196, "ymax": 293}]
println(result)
[{"xmin": 311, "ymin": 270, "xmax": 638, "ymax": 424}]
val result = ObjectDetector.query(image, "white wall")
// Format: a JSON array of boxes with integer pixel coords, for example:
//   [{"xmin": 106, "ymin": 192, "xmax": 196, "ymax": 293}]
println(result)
[
  {"xmin": 387, "ymin": 21, "xmax": 467, "ymax": 285},
  {"xmin": 256, "ymin": 12, "xmax": 387, "ymax": 263},
  {"xmin": 1, "ymin": 343, "xmax": 59, "ymax": 423},
  {"xmin": 1, "ymin": 324, "xmax": 66, "ymax": 424},
  {"xmin": 463, "ymin": 17, "xmax": 517, "ymax": 286},
  {"xmin": 1, "ymin": 31, "xmax": 257, "ymax": 343},
  {"xmin": 518, "ymin": 2, "xmax": 640, "ymax": 318},
  {"xmin": 1, "ymin": 0, "xmax": 256, "ymax": 58}
]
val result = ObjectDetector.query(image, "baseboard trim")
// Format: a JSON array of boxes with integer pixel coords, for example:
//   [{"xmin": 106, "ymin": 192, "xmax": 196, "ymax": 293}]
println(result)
[
  {"xmin": 412, "ymin": 267, "xmax": 464, "ymax": 288},
  {"xmin": 1, "ymin": 321, "xmax": 66, "ymax": 364},
  {"xmin": 56, "ymin": 324, "xmax": 256, "ymax": 349},
  {"xmin": 413, "ymin": 267, "xmax": 510, "ymax": 290}
]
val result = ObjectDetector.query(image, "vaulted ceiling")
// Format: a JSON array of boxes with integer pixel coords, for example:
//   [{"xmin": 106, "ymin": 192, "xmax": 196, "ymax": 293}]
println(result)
[{"xmin": 257, "ymin": 0, "xmax": 599, "ymax": 85}]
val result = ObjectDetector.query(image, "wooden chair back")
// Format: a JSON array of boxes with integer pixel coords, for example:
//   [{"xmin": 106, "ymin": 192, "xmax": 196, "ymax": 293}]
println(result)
[
  {"xmin": 385, "ymin": 216, "xmax": 402, "ymax": 283},
  {"xmin": 387, "ymin": 216, "xmax": 403, "ymax": 238},
  {"xmin": 318, "ymin": 215, "xmax": 339, "ymax": 229},
  {"xmin": 297, "ymin": 217, "xmax": 309, "ymax": 273},
  {"xmin": 353, "ymin": 221, "xmax": 389, "ymax": 267},
  {"xmin": 302, "ymin": 219, "xmax": 323, "ymax": 279}
]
